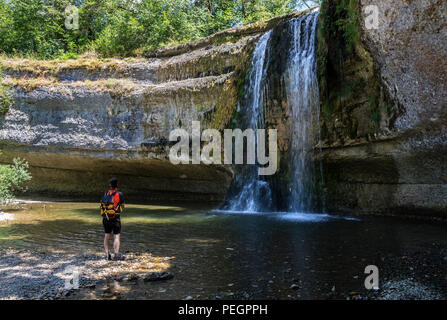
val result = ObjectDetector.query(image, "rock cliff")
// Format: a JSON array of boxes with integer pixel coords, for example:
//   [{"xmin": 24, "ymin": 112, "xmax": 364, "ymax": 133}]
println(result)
[
  {"xmin": 316, "ymin": 0, "xmax": 446, "ymax": 216},
  {"xmin": 0, "ymin": 10, "xmax": 311, "ymax": 203},
  {"xmin": 1, "ymin": 2, "xmax": 445, "ymax": 217}
]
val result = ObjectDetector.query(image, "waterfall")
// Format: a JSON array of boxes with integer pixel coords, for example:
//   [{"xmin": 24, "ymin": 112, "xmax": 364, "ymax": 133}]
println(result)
[
  {"xmin": 286, "ymin": 12, "xmax": 324, "ymax": 212},
  {"xmin": 222, "ymin": 11, "xmax": 324, "ymax": 213},
  {"xmin": 221, "ymin": 30, "xmax": 274, "ymax": 213}
]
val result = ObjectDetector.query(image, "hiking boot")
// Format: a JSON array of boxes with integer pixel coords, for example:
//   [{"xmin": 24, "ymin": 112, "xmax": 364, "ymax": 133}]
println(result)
[
  {"xmin": 105, "ymin": 252, "xmax": 112, "ymax": 261},
  {"xmin": 113, "ymin": 253, "xmax": 125, "ymax": 261}
]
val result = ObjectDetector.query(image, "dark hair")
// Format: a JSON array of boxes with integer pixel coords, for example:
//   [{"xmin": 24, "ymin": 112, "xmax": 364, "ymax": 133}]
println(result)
[{"xmin": 109, "ymin": 177, "xmax": 118, "ymax": 188}]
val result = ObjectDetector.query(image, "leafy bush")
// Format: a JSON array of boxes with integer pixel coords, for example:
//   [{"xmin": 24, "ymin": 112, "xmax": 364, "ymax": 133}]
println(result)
[
  {"xmin": 0, "ymin": 157, "xmax": 32, "ymax": 204},
  {"xmin": 0, "ymin": 0, "xmax": 79, "ymax": 59},
  {"xmin": 0, "ymin": 65, "xmax": 12, "ymax": 115},
  {"xmin": 0, "ymin": 94, "xmax": 11, "ymax": 116}
]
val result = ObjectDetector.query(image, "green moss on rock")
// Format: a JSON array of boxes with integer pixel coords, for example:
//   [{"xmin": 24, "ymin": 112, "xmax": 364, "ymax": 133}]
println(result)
[{"xmin": 317, "ymin": 0, "xmax": 396, "ymax": 146}]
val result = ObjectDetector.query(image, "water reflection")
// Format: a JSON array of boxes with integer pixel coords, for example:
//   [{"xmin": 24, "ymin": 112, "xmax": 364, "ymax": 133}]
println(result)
[{"xmin": 1, "ymin": 202, "xmax": 446, "ymax": 299}]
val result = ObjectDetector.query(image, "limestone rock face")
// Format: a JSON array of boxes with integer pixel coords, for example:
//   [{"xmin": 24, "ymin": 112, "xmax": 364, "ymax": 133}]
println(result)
[
  {"xmin": 317, "ymin": 0, "xmax": 447, "ymax": 216},
  {"xmin": 0, "ymin": 4, "xmax": 445, "ymax": 216},
  {"xmin": 0, "ymin": 10, "xmax": 312, "ymax": 203},
  {"xmin": 360, "ymin": 0, "xmax": 446, "ymax": 132},
  {"xmin": 0, "ymin": 38, "xmax": 259, "ymax": 202}
]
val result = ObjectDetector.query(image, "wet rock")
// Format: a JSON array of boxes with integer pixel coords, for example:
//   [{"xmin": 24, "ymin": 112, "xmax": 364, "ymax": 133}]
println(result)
[
  {"xmin": 123, "ymin": 274, "xmax": 139, "ymax": 282},
  {"xmin": 143, "ymin": 272, "xmax": 174, "ymax": 282},
  {"xmin": 377, "ymin": 280, "xmax": 444, "ymax": 300},
  {"xmin": 290, "ymin": 284, "xmax": 299, "ymax": 290},
  {"xmin": 85, "ymin": 283, "xmax": 96, "ymax": 289}
]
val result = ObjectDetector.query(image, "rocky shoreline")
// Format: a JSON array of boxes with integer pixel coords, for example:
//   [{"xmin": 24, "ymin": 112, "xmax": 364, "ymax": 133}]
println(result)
[
  {"xmin": 349, "ymin": 245, "xmax": 447, "ymax": 300},
  {"xmin": 0, "ymin": 248, "xmax": 174, "ymax": 300},
  {"xmin": 1, "ymin": 246, "xmax": 445, "ymax": 300}
]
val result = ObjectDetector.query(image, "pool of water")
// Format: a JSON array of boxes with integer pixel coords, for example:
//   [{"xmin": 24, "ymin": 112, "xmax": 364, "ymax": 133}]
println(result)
[{"xmin": 1, "ymin": 202, "xmax": 446, "ymax": 299}]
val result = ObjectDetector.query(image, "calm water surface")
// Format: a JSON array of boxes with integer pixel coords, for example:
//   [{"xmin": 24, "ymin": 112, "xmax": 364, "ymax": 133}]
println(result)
[{"xmin": 1, "ymin": 202, "xmax": 446, "ymax": 299}]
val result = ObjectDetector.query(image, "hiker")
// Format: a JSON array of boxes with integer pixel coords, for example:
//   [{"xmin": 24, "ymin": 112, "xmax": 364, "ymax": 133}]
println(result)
[{"xmin": 100, "ymin": 177, "xmax": 125, "ymax": 261}]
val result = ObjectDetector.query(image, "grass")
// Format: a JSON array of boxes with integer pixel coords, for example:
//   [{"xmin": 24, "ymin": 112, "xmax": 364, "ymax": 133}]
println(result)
[
  {"xmin": 3, "ymin": 76, "xmax": 60, "ymax": 92},
  {"xmin": 1, "ymin": 50, "xmax": 140, "ymax": 96},
  {"xmin": 3, "ymin": 77, "xmax": 138, "ymax": 96}
]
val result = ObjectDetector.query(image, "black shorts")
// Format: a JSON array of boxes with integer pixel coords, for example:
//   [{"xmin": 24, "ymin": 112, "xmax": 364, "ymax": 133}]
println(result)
[{"xmin": 103, "ymin": 218, "xmax": 121, "ymax": 234}]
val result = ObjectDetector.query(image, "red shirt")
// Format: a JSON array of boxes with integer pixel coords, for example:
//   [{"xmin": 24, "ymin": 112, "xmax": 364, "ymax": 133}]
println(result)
[{"xmin": 105, "ymin": 189, "xmax": 124, "ymax": 211}]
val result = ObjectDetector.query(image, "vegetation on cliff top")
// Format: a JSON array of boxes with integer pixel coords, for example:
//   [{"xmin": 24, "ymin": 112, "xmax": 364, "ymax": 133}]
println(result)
[
  {"xmin": 0, "ymin": 0, "xmax": 320, "ymax": 59},
  {"xmin": 0, "ymin": 55, "xmax": 144, "ymax": 76}
]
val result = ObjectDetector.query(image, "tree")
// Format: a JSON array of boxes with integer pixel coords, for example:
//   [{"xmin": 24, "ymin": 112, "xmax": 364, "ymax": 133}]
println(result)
[{"xmin": 0, "ymin": 0, "xmax": 322, "ymax": 59}]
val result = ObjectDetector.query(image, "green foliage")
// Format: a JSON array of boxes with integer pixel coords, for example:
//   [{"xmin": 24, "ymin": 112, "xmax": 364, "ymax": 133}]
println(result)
[
  {"xmin": 0, "ymin": 157, "xmax": 32, "ymax": 203},
  {"xmin": 0, "ymin": 0, "xmax": 318, "ymax": 59},
  {"xmin": 317, "ymin": 0, "xmax": 361, "ymax": 124},
  {"xmin": 0, "ymin": 64, "xmax": 12, "ymax": 115},
  {"xmin": 0, "ymin": 90, "xmax": 12, "ymax": 116},
  {"xmin": 242, "ymin": 0, "xmax": 299, "ymax": 24},
  {"xmin": 92, "ymin": 0, "xmax": 211, "ymax": 55},
  {"xmin": 334, "ymin": 0, "xmax": 359, "ymax": 55},
  {"xmin": 0, "ymin": 0, "xmax": 79, "ymax": 59},
  {"xmin": 317, "ymin": 0, "xmax": 381, "ymax": 143},
  {"xmin": 317, "ymin": 0, "xmax": 359, "ymax": 59}
]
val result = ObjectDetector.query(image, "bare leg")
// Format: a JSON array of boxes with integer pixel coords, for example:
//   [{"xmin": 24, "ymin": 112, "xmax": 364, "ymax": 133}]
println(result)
[
  {"xmin": 104, "ymin": 233, "xmax": 111, "ymax": 254},
  {"xmin": 114, "ymin": 233, "xmax": 120, "ymax": 254}
]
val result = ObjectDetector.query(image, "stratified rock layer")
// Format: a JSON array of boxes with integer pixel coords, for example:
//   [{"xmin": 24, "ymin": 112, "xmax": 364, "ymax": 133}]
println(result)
[
  {"xmin": 0, "ymin": 3, "xmax": 445, "ymax": 216},
  {"xmin": 0, "ymin": 10, "xmax": 312, "ymax": 203},
  {"xmin": 316, "ymin": 0, "xmax": 446, "ymax": 216},
  {"xmin": 0, "ymin": 56, "xmax": 246, "ymax": 201}
]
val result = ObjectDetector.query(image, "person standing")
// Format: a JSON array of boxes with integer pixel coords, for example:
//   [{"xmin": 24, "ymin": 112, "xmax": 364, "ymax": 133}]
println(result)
[{"xmin": 100, "ymin": 177, "xmax": 125, "ymax": 261}]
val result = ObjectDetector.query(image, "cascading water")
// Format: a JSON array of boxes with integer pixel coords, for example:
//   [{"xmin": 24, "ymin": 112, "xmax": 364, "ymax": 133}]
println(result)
[
  {"xmin": 285, "ymin": 12, "xmax": 325, "ymax": 212},
  {"xmin": 222, "ymin": 11, "xmax": 324, "ymax": 213},
  {"xmin": 221, "ymin": 30, "xmax": 274, "ymax": 213}
]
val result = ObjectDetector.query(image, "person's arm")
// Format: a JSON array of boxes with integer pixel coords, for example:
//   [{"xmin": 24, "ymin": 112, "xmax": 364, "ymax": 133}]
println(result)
[{"xmin": 119, "ymin": 192, "xmax": 125, "ymax": 209}]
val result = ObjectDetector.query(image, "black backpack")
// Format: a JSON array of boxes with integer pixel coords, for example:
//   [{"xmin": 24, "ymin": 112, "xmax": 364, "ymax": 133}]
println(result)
[{"xmin": 100, "ymin": 191, "xmax": 120, "ymax": 220}]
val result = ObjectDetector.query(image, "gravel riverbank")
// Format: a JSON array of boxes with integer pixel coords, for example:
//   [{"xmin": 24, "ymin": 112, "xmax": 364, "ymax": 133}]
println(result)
[
  {"xmin": 1, "ymin": 246, "xmax": 445, "ymax": 300},
  {"xmin": 0, "ymin": 249, "xmax": 173, "ymax": 300}
]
